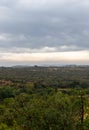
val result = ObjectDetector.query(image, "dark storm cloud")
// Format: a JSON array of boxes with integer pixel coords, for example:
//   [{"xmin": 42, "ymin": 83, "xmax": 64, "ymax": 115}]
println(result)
[{"xmin": 0, "ymin": 0, "xmax": 89, "ymax": 52}]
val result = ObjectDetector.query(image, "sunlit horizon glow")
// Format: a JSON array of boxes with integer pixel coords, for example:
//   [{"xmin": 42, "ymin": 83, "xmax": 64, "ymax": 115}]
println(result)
[{"xmin": 0, "ymin": 50, "xmax": 89, "ymax": 65}]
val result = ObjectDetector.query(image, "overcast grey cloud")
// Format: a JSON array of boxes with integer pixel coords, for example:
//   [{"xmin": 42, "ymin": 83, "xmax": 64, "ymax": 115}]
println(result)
[
  {"xmin": 0, "ymin": 0, "xmax": 89, "ymax": 65},
  {"xmin": 0, "ymin": 0, "xmax": 89, "ymax": 49}
]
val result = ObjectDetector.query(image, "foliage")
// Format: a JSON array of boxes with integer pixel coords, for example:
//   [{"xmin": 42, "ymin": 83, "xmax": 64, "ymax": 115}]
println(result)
[{"xmin": 0, "ymin": 66, "xmax": 89, "ymax": 129}]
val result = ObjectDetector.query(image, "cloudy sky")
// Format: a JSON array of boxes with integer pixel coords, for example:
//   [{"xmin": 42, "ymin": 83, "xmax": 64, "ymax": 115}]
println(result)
[{"xmin": 0, "ymin": 0, "xmax": 89, "ymax": 66}]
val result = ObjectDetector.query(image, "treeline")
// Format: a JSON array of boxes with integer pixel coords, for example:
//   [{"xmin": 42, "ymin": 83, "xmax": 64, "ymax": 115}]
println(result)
[
  {"xmin": 0, "ymin": 66, "xmax": 89, "ymax": 129},
  {"xmin": 0, "ymin": 66, "xmax": 89, "ymax": 88},
  {"xmin": 0, "ymin": 84, "xmax": 89, "ymax": 130}
]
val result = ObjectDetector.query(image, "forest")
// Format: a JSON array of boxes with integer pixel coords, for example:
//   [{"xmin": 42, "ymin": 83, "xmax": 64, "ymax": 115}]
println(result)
[{"xmin": 0, "ymin": 66, "xmax": 89, "ymax": 130}]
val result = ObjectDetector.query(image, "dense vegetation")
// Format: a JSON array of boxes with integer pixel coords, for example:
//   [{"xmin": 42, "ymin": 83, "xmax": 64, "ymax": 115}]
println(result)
[{"xmin": 0, "ymin": 66, "xmax": 89, "ymax": 129}]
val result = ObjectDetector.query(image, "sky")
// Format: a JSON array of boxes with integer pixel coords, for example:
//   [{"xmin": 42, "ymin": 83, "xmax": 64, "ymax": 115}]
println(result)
[{"xmin": 0, "ymin": 0, "xmax": 89, "ymax": 66}]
